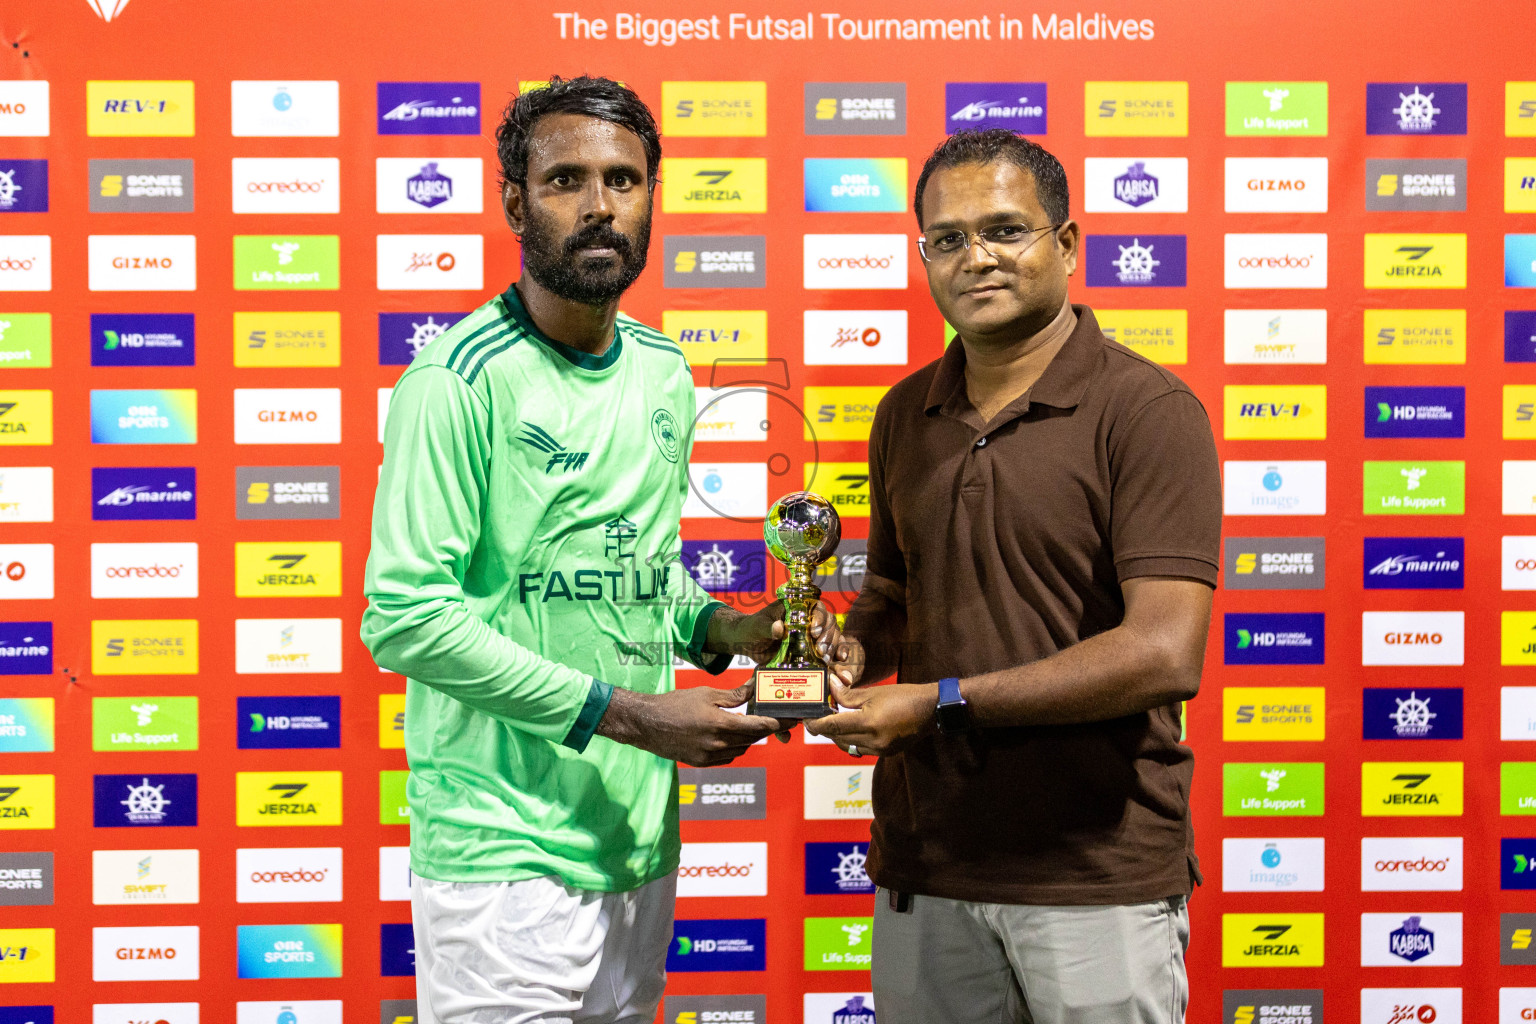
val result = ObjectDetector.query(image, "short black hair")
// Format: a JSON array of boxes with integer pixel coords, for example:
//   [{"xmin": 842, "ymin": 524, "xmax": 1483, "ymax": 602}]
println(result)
[
  {"xmin": 496, "ymin": 75, "xmax": 661, "ymax": 192},
  {"xmin": 913, "ymin": 129, "xmax": 1070, "ymax": 227}
]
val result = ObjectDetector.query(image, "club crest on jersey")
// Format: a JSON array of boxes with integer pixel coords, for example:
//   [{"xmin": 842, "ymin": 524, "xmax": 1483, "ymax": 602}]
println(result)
[
  {"xmin": 651, "ymin": 409, "xmax": 681, "ymax": 463},
  {"xmin": 518, "ymin": 422, "xmax": 590, "ymax": 473}
]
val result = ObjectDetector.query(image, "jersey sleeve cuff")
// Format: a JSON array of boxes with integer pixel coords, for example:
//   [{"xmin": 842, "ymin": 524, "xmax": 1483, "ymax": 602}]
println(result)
[
  {"xmin": 561, "ymin": 677, "xmax": 614, "ymax": 753},
  {"xmin": 683, "ymin": 599, "xmax": 733, "ymax": 675}
]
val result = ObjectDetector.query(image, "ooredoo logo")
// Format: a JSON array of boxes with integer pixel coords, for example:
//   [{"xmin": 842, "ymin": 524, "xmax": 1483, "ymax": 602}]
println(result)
[
  {"xmin": 235, "ymin": 847, "xmax": 343, "ymax": 902},
  {"xmin": 1362, "ymin": 837, "xmax": 1463, "ymax": 891},
  {"xmin": 90, "ymin": 543, "xmax": 198, "ymax": 599},
  {"xmin": 677, "ymin": 842, "xmax": 768, "ymax": 897},
  {"xmin": 1225, "ymin": 234, "xmax": 1328, "ymax": 289},
  {"xmin": 232, "ymin": 158, "xmax": 339, "ymax": 214},
  {"xmin": 0, "ymin": 236, "xmax": 51, "ymax": 291},
  {"xmin": 802, "ymin": 234, "xmax": 907, "ymax": 289}
]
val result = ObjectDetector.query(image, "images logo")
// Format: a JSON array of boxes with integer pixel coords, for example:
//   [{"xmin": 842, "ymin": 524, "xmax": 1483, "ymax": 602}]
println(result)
[
  {"xmin": 236, "ymin": 923, "xmax": 342, "ymax": 979},
  {"xmin": 1220, "ymin": 914, "xmax": 1324, "ymax": 967},
  {"xmin": 1366, "ymin": 158, "xmax": 1466, "ymax": 212},
  {"xmin": 0, "ymin": 774, "xmax": 55, "ymax": 829},
  {"xmin": 1365, "ymin": 387, "xmax": 1463, "ymax": 439},
  {"xmin": 93, "ymin": 773, "xmax": 197, "ymax": 827},
  {"xmin": 0, "ymin": 81, "xmax": 50, "ymax": 137},
  {"xmin": 1223, "ymin": 386, "xmax": 1326, "ymax": 440},
  {"xmin": 89, "ymin": 158, "xmax": 193, "ymax": 213},
  {"xmin": 1223, "ymin": 687, "xmax": 1325, "ymax": 741},
  {"xmin": 1363, "ymin": 688, "xmax": 1463, "ymax": 740},
  {"xmin": 1224, "ymin": 159, "xmax": 1329, "ymax": 214},
  {"xmin": 0, "ymin": 161, "xmax": 46, "ymax": 213},
  {"xmin": 1220, "ymin": 837, "xmax": 1325, "ymax": 892},
  {"xmin": 1363, "ymin": 537, "xmax": 1463, "ymax": 590},
  {"xmin": 1367, "ymin": 83, "xmax": 1467, "ymax": 135},
  {"xmin": 231, "ymin": 80, "xmax": 340, "ymax": 137},
  {"xmin": 945, "ymin": 82, "xmax": 1047, "ymax": 133},
  {"xmin": 0, "ymin": 626, "xmax": 52, "ymax": 676},
  {"xmin": 231, "ymin": 157, "xmax": 339, "ymax": 214},
  {"xmin": 235, "ymin": 771, "xmax": 343, "ymax": 826},
  {"xmin": 1365, "ymin": 309, "xmax": 1465, "ymax": 365},
  {"xmin": 1224, "ymin": 537, "xmax": 1325, "ymax": 591},
  {"xmin": 1225, "ymin": 81, "xmax": 1328, "ymax": 136},
  {"xmin": 238, "ymin": 696, "xmax": 341, "ymax": 750},
  {"xmin": 1223, "ymin": 461, "xmax": 1327, "ymax": 516},
  {"xmin": 1225, "ymin": 613, "xmax": 1325, "ymax": 665},
  {"xmin": 1361, "ymin": 762, "xmax": 1463, "ymax": 816},
  {"xmin": 91, "ymin": 313, "xmax": 194, "ymax": 368},
  {"xmin": 677, "ymin": 767, "xmax": 765, "ymax": 821},
  {"xmin": 379, "ymin": 311, "xmax": 466, "ymax": 364},
  {"xmin": 91, "ymin": 619, "xmax": 198, "ymax": 675},
  {"xmin": 667, "ymin": 919, "xmax": 766, "ymax": 972},
  {"xmin": 1364, "ymin": 234, "xmax": 1468, "ymax": 289},
  {"xmin": 377, "ymin": 82, "xmax": 479, "ymax": 134},
  {"xmin": 86, "ymin": 81, "xmax": 195, "ymax": 137},
  {"xmin": 1083, "ymin": 158, "xmax": 1189, "ymax": 213},
  {"xmin": 0, "ymin": 696, "xmax": 53, "ymax": 751},
  {"xmin": 662, "ymin": 158, "xmax": 768, "ymax": 214},
  {"xmin": 0, "ymin": 313, "xmax": 51, "ymax": 368},
  {"xmin": 376, "ymin": 234, "xmax": 485, "ymax": 291},
  {"xmin": 805, "ymin": 82, "xmax": 905, "ymax": 135},
  {"xmin": 804, "ymin": 158, "xmax": 906, "ymax": 213},
  {"xmin": 663, "ymin": 235, "xmax": 767, "ymax": 289},
  {"xmin": 1085, "ymin": 235, "xmax": 1187, "ymax": 287},
  {"xmin": 662, "ymin": 81, "xmax": 767, "ymax": 136}
]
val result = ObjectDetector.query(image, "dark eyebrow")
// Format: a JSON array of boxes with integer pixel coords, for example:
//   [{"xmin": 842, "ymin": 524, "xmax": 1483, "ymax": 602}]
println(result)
[
  {"xmin": 540, "ymin": 160, "xmax": 647, "ymax": 182},
  {"xmin": 922, "ymin": 209, "xmax": 1034, "ymax": 232}
]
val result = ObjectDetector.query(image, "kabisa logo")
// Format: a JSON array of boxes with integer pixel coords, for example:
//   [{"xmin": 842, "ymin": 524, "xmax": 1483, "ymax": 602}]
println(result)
[
  {"xmin": 1366, "ymin": 158, "xmax": 1466, "ymax": 213},
  {"xmin": 1364, "ymin": 386, "xmax": 1464, "ymax": 439},
  {"xmin": 803, "ymin": 158, "xmax": 907, "ymax": 213},
  {"xmin": 662, "ymin": 81, "xmax": 767, "ymax": 137},
  {"xmin": 89, "ymin": 158, "xmax": 194, "ymax": 213},
  {"xmin": 1085, "ymin": 235, "xmax": 1187, "ymax": 287},
  {"xmin": 1363, "ymin": 537, "xmax": 1463, "ymax": 590},
  {"xmin": 235, "ymin": 771, "xmax": 343, "ymax": 826},
  {"xmin": 1388, "ymin": 916, "xmax": 1436, "ymax": 963},
  {"xmin": 375, "ymin": 157, "xmax": 483, "ymax": 214},
  {"xmin": 804, "ymin": 81, "xmax": 906, "ymax": 135},
  {"xmin": 86, "ymin": 81, "xmax": 195, "ymax": 137},
  {"xmin": 1083, "ymin": 158, "xmax": 1189, "ymax": 214},
  {"xmin": 92, "ymin": 773, "xmax": 197, "ymax": 827},
  {"xmin": 406, "ymin": 162, "xmax": 451, "ymax": 207},
  {"xmin": 683, "ymin": 539, "xmax": 768, "ymax": 594},
  {"xmin": 944, "ymin": 82, "xmax": 1047, "ymax": 133},
  {"xmin": 1367, "ymin": 83, "xmax": 1468, "ymax": 135},
  {"xmin": 1226, "ymin": 613, "xmax": 1325, "ymax": 665},
  {"xmin": 237, "ymin": 466, "xmax": 339, "ymax": 521},
  {"xmin": 91, "ymin": 313, "xmax": 195, "ymax": 368},
  {"xmin": 1221, "ymin": 991, "xmax": 1323, "ymax": 1024},
  {"xmin": 805, "ymin": 842, "xmax": 875, "ymax": 895},
  {"xmin": 1113, "ymin": 162, "xmax": 1158, "ymax": 207},
  {"xmin": 662, "ymin": 158, "xmax": 768, "ymax": 213},
  {"xmin": 1363, "ymin": 688, "xmax": 1463, "ymax": 740},
  {"xmin": 667, "ymin": 918, "xmax": 767, "ymax": 972},
  {"xmin": 0, "ymin": 161, "xmax": 47, "ymax": 213},
  {"xmin": 238, "ymin": 696, "xmax": 340, "ymax": 750},
  {"xmin": 232, "ymin": 80, "xmax": 340, "ymax": 137},
  {"xmin": 377, "ymin": 82, "xmax": 480, "ymax": 135},
  {"xmin": 378, "ymin": 311, "xmax": 465, "ymax": 364},
  {"xmin": 663, "ymin": 235, "xmax": 767, "ymax": 288},
  {"xmin": 0, "ymin": 623, "xmax": 51, "ymax": 675}
]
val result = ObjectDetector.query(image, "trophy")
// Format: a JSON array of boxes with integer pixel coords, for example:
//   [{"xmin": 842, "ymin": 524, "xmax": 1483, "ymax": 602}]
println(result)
[{"xmin": 747, "ymin": 491, "xmax": 842, "ymax": 719}]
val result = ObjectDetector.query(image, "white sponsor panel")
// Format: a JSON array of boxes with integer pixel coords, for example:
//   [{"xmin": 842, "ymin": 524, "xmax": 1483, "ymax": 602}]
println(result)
[
  {"xmin": 1501, "ymin": 687, "xmax": 1536, "ymax": 741},
  {"xmin": 91, "ymin": 542, "xmax": 199, "ymax": 599},
  {"xmin": 1223, "ymin": 309, "xmax": 1328, "ymax": 364},
  {"xmin": 682, "ymin": 462, "xmax": 767, "ymax": 519},
  {"xmin": 1504, "ymin": 537, "xmax": 1536, "ymax": 590},
  {"xmin": 231, "ymin": 80, "xmax": 340, "ymax": 137},
  {"xmin": 376, "ymin": 157, "xmax": 485, "ymax": 214},
  {"xmin": 1224, "ymin": 233, "xmax": 1328, "ymax": 289},
  {"xmin": 0, "ymin": 235, "xmax": 51, "ymax": 292},
  {"xmin": 1222, "ymin": 461, "xmax": 1327, "ymax": 516},
  {"xmin": 805, "ymin": 993, "xmax": 877, "ymax": 1020},
  {"xmin": 92, "ymin": 924, "xmax": 200, "ymax": 981},
  {"xmin": 1224, "ymin": 157, "xmax": 1330, "ymax": 213},
  {"xmin": 804, "ymin": 310, "xmax": 909, "ymax": 366},
  {"xmin": 88, "ymin": 235, "xmax": 196, "ymax": 292},
  {"xmin": 94, "ymin": 1004, "xmax": 200, "ymax": 1024},
  {"xmin": 234, "ymin": 388, "xmax": 342, "ymax": 445},
  {"xmin": 0, "ymin": 466, "xmax": 54, "ymax": 522},
  {"xmin": 379, "ymin": 845, "xmax": 412, "ymax": 901},
  {"xmin": 231, "ymin": 157, "xmax": 340, "ymax": 214},
  {"xmin": 234, "ymin": 618, "xmax": 343, "ymax": 674},
  {"xmin": 1220, "ymin": 837, "xmax": 1324, "ymax": 892},
  {"xmin": 1360, "ymin": 913, "xmax": 1462, "ymax": 966},
  {"xmin": 803, "ymin": 234, "xmax": 907, "ymax": 290},
  {"xmin": 805, "ymin": 765, "xmax": 875, "ymax": 820},
  {"xmin": 0, "ymin": 542, "xmax": 52, "ymax": 599},
  {"xmin": 677, "ymin": 841, "xmax": 769, "ymax": 897},
  {"xmin": 1082, "ymin": 157, "xmax": 1189, "ymax": 213},
  {"xmin": 1361, "ymin": 837, "xmax": 1464, "ymax": 892},
  {"xmin": 0, "ymin": 81, "xmax": 50, "ymax": 136},
  {"xmin": 236, "ymin": 847, "xmax": 343, "ymax": 903},
  {"xmin": 376, "ymin": 233, "xmax": 485, "ymax": 291},
  {"xmin": 1506, "ymin": 462, "xmax": 1536, "ymax": 515},
  {"xmin": 694, "ymin": 387, "xmax": 767, "ymax": 443},
  {"xmin": 1361, "ymin": 611, "xmax": 1464, "ymax": 666},
  {"xmin": 92, "ymin": 849, "xmax": 201, "ymax": 905},
  {"xmin": 236, "ymin": 1002, "xmax": 341, "ymax": 1024},
  {"xmin": 1361, "ymin": 989, "xmax": 1461, "ymax": 1024},
  {"xmin": 1501, "ymin": 988, "xmax": 1536, "ymax": 1024},
  {"xmin": 378, "ymin": 387, "xmax": 392, "ymax": 443}
]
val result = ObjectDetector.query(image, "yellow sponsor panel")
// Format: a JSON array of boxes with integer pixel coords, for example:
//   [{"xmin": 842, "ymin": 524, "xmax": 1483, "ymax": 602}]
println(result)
[
  {"xmin": 1084, "ymin": 81, "xmax": 1189, "ymax": 137},
  {"xmin": 1223, "ymin": 386, "xmax": 1327, "ymax": 440},
  {"xmin": 1361, "ymin": 761, "xmax": 1463, "ymax": 816},
  {"xmin": 661, "ymin": 81, "xmax": 767, "ymax": 137},
  {"xmin": 1221, "ymin": 913, "xmax": 1324, "ymax": 967},
  {"xmin": 233, "ymin": 311, "xmax": 342, "ymax": 368},
  {"xmin": 1363, "ymin": 234, "xmax": 1467, "ymax": 289},
  {"xmin": 87, "ymin": 80, "xmax": 195, "ymax": 137},
  {"xmin": 0, "ymin": 389, "xmax": 53, "ymax": 445},
  {"xmin": 1508, "ymin": 82, "xmax": 1536, "ymax": 137},
  {"xmin": 379, "ymin": 693, "xmax": 406, "ymax": 749},
  {"xmin": 662, "ymin": 310, "xmax": 768, "ymax": 363},
  {"xmin": 235, "ymin": 541, "xmax": 343, "ymax": 597},
  {"xmin": 809, "ymin": 462, "xmax": 871, "ymax": 518},
  {"xmin": 1502, "ymin": 611, "xmax": 1536, "ymax": 665},
  {"xmin": 0, "ymin": 927, "xmax": 54, "ymax": 983},
  {"xmin": 805, "ymin": 387, "xmax": 888, "ymax": 442},
  {"xmin": 661, "ymin": 157, "xmax": 768, "ymax": 213},
  {"xmin": 1507, "ymin": 158, "xmax": 1536, "ymax": 213},
  {"xmin": 0, "ymin": 774, "xmax": 54, "ymax": 830},
  {"xmin": 236, "ymin": 770, "xmax": 343, "ymax": 826},
  {"xmin": 1506, "ymin": 386, "xmax": 1536, "ymax": 439},
  {"xmin": 1222, "ymin": 687, "xmax": 1325, "ymax": 741},
  {"xmin": 1096, "ymin": 309, "xmax": 1187, "ymax": 364},
  {"xmin": 1362, "ymin": 309, "xmax": 1466, "ymax": 365},
  {"xmin": 91, "ymin": 619, "xmax": 199, "ymax": 675}
]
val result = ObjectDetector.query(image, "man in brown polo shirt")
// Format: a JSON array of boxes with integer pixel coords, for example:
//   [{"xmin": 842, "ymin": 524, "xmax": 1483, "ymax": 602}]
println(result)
[{"xmin": 806, "ymin": 130, "xmax": 1220, "ymax": 1023}]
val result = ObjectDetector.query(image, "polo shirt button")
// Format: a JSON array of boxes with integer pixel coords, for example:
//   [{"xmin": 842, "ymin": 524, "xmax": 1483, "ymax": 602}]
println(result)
[{"xmin": 975, "ymin": 436, "xmax": 988, "ymax": 448}]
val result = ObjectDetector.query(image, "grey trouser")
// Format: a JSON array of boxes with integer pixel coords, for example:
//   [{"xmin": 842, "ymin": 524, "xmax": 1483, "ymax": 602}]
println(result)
[{"xmin": 872, "ymin": 888, "xmax": 1190, "ymax": 1024}]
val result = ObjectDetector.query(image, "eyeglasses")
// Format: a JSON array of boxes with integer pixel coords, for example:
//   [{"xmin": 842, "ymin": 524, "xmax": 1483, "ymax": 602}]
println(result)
[{"xmin": 916, "ymin": 222, "xmax": 1063, "ymax": 263}]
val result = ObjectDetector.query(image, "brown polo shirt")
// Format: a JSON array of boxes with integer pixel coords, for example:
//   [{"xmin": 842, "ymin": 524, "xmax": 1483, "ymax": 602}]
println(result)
[{"xmin": 862, "ymin": 304, "xmax": 1221, "ymax": 907}]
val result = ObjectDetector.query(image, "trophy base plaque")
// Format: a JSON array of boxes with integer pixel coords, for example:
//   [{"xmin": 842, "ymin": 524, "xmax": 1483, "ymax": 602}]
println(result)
[{"xmin": 748, "ymin": 667, "xmax": 833, "ymax": 719}]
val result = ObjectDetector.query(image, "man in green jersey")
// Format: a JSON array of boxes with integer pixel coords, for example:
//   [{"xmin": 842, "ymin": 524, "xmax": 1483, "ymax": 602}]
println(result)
[{"xmin": 362, "ymin": 77, "xmax": 848, "ymax": 1023}]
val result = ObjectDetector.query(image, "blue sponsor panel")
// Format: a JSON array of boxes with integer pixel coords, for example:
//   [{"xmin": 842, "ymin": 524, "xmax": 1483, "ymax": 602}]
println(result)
[
  {"xmin": 1224, "ymin": 613, "xmax": 1325, "ymax": 665},
  {"xmin": 944, "ymin": 82, "xmax": 1047, "ymax": 133},
  {"xmin": 1365, "ymin": 83, "xmax": 1468, "ymax": 134},
  {"xmin": 0, "ymin": 621, "xmax": 52, "ymax": 675},
  {"xmin": 380, "ymin": 922, "xmax": 416, "ymax": 976},
  {"xmin": 667, "ymin": 918, "xmax": 767, "ymax": 972},
  {"xmin": 1363, "ymin": 386, "xmax": 1464, "ymax": 439},
  {"xmin": 1084, "ymin": 235, "xmax": 1187, "ymax": 288},
  {"xmin": 1509, "ymin": 235, "xmax": 1536, "ymax": 288},
  {"xmin": 90, "ymin": 313, "xmax": 195, "ymax": 367},
  {"xmin": 91, "ymin": 467, "xmax": 197, "ymax": 521},
  {"xmin": 237, "ymin": 695, "xmax": 341, "ymax": 750},
  {"xmin": 1363, "ymin": 687, "xmax": 1463, "ymax": 739},
  {"xmin": 0, "ymin": 160, "xmax": 48, "ymax": 212},
  {"xmin": 92, "ymin": 773, "xmax": 198, "ymax": 827},
  {"xmin": 1508, "ymin": 312, "xmax": 1536, "ymax": 363},
  {"xmin": 0, "ymin": 1010, "xmax": 52, "ymax": 1024},
  {"xmin": 803, "ymin": 158, "xmax": 906, "ymax": 213},
  {"xmin": 378, "ymin": 312, "xmax": 466, "ymax": 365},
  {"xmin": 681, "ymin": 539, "xmax": 768, "ymax": 594},
  {"xmin": 377, "ymin": 82, "xmax": 480, "ymax": 135},
  {"xmin": 806, "ymin": 842, "xmax": 876, "ymax": 895},
  {"xmin": 1363, "ymin": 537, "xmax": 1463, "ymax": 589},
  {"xmin": 1503, "ymin": 838, "xmax": 1536, "ymax": 890}
]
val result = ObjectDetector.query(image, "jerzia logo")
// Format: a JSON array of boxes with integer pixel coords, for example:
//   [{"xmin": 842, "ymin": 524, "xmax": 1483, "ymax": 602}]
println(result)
[{"xmin": 518, "ymin": 423, "xmax": 589, "ymax": 474}]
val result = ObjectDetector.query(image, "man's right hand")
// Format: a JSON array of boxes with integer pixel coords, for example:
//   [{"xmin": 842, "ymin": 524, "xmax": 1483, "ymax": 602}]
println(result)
[{"xmin": 595, "ymin": 682, "xmax": 785, "ymax": 767}]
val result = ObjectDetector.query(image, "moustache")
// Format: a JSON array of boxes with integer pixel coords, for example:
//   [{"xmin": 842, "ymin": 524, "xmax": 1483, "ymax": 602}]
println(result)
[{"xmin": 563, "ymin": 225, "xmax": 633, "ymax": 259}]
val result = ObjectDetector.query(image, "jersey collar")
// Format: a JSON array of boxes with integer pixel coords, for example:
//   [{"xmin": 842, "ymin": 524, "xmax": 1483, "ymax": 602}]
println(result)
[{"xmin": 502, "ymin": 282, "xmax": 625, "ymax": 372}]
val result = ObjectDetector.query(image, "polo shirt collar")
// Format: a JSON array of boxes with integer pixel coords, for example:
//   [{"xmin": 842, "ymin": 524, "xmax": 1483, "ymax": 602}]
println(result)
[{"xmin": 923, "ymin": 304, "xmax": 1103, "ymax": 415}]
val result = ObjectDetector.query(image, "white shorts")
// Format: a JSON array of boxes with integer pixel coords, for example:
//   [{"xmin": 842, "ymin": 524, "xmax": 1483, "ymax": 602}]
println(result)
[{"xmin": 411, "ymin": 871, "xmax": 677, "ymax": 1024}]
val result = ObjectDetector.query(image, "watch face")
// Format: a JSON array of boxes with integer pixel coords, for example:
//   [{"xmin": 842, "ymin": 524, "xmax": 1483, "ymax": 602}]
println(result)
[{"xmin": 937, "ymin": 700, "xmax": 969, "ymax": 733}]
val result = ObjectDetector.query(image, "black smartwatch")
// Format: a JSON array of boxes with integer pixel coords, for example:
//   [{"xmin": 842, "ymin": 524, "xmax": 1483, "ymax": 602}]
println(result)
[{"xmin": 935, "ymin": 676, "xmax": 970, "ymax": 733}]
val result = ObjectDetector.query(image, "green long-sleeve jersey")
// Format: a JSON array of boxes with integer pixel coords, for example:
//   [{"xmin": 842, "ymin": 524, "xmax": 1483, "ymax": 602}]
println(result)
[{"xmin": 361, "ymin": 283, "xmax": 727, "ymax": 891}]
